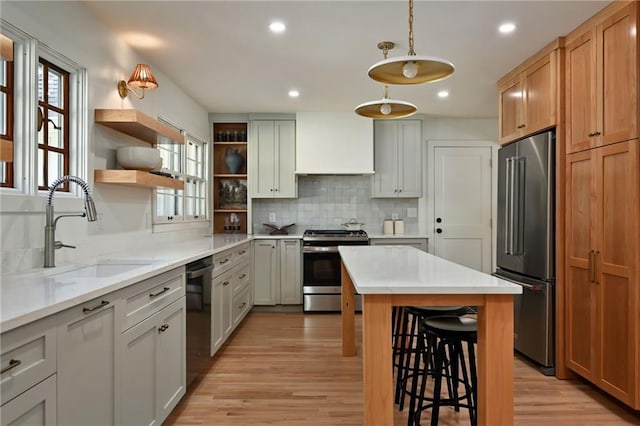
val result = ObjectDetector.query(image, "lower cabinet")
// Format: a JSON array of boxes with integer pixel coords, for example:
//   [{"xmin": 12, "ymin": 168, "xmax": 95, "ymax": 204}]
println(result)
[
  {"xmin": 369, "ymin": 237, "xmax": 428, "ymax": 252},
  {"xmin": 0, "ymin": 374, "xmax": 57, "ymax": 426},
  {"xmin": 56, "ymin": 296, "xmax": 119, "ymax": 425},
  {"xmin": 253, "ymin": 239, "xmax": 301, "ymax": 306},
  {"xmin": 121, "ymin": 297, "xmax": 186, "ymax": 425}
]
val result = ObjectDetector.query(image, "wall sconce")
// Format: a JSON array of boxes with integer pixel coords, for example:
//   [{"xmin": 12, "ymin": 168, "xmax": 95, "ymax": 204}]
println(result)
[{"xmin": 117, "ymin": 64, "xmax": 158, "ymax": 99}]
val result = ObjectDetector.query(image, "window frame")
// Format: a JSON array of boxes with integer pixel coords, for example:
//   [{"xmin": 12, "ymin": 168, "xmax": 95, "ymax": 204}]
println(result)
[{"xmin": 0, "ymin": 34, "xmax": 15, "ymax": 188}]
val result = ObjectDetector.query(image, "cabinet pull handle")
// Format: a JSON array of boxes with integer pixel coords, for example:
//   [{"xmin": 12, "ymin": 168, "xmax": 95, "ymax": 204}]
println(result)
[
  {"xmin": 219, "ymin": 259, "xmax": 229, "ymax": 264},
  {"xmin": 82, "ymin": 300, "xmax": 109, "ymax": 314},
  {"xmin": 588, "ymin": 250, "xmax": 595, "ymax": 282},
  {"xmin": 149, "ymin": 287, "xmax": 170, "ymax": 298},
  {"xmin": 588, "ymin": 132, "xmax": 595, "ymax": 137},
  {"xmin": 238, "ymin": 302, "xmax": 246, "ymax": 309},
  {"xmin": 223, "ymin": 281, "xmax": 230, "ymax": 286},
  {"xmin": 1, "ymin": 359, "xmax": 22, "ymax": 374},
  {"xmin": 593, "ymin": 250, "xmax": 600, "ymax": 285},
  {"xmin": 158, "ymin": 324, "xmax": 169, "ymax": 333},
  {"xmin": 239, "ymin": 274, "xmax": 247, "ymax": 279},
  {"xmin": 593, "ymin": 131, "xmax": 601, "ymax": 136},
  {"xmin": 238, "ymin": 250, "xmax": 246, "ymax": 255}
]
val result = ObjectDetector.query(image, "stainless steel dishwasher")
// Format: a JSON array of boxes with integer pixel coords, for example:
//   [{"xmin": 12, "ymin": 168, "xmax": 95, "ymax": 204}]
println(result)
[{"xmin": 185, "ymin": 256, "xmax": 214, "ymax": 387}]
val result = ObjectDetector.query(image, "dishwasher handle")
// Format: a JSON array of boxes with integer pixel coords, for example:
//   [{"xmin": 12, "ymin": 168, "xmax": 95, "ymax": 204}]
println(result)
[{"xmin": 186, "ymin": 264, "xmax": 214, "ymax": 279}]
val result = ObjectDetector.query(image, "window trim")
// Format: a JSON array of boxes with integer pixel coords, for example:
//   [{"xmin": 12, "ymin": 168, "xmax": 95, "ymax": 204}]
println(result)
[{"xmin": 1, "ymin": 34, "xmax": 15, "ymax": 187}]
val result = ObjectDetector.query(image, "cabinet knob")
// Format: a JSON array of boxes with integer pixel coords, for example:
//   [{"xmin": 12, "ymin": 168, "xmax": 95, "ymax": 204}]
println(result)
[
  {"xmin": 436, "ymin": 228, "xmax": 443, "ymax": 234},
  {"xmin": 436, "ymin": 218, "xmax": 442, "ymax": 223}
]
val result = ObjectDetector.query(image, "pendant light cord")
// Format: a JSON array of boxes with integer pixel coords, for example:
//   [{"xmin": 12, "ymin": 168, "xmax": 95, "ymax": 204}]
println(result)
[{"xmin": 408, "ymin": 0, "xmax": 416, "ymax": 56}]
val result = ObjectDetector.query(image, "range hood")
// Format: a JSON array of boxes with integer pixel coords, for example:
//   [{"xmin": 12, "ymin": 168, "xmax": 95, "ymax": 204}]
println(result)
[{"xmin": 295, "ymin": 112, "xmax": 374, "ymax": 175}]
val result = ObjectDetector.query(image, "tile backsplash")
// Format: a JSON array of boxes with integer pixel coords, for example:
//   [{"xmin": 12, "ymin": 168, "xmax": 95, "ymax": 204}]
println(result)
[{"xmin": 252, "ymin": 175, "xmax": 418, "ymax": 234}]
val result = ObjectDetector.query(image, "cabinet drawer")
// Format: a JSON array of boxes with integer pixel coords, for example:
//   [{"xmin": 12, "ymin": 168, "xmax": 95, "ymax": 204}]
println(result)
[
  {"xmin": 213, "ymin": 250, "xmax": 234, "ymax": 276},
  {"xmin": 231, "ymin": 261, "xmax": 250, "ymax": 294},
  {"xmin": 232, "ymin": 282, "xmax": 251, "ymax": 327},
  {"xmin": 0, "ymin": 373, "xmax": 57, "ymax": 425},
  {"xmin": 1, "ymin": 318, "xmax": 56, "ymax": 405},
  {"xmin": 233, "ymin": 244, "xmax": 250, "ymax": 265},
  {"xmin": 121, "ymin": 267, "xmax": 185, "ymax": 331}
]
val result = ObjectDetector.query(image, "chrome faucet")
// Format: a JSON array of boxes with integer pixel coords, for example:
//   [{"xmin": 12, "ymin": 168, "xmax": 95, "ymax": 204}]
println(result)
[{"xmin": 44, "ymin": 175, "xmax": 97, "ymax": 268}]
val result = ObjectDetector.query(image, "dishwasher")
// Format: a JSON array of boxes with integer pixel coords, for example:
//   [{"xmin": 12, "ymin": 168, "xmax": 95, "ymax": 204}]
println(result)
[{"xmin": 185, "ymin": 256, "xmax": 214, "ymax": 387}]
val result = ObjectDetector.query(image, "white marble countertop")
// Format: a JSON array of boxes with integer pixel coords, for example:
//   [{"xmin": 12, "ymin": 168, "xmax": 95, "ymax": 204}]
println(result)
[
  {"xmin": 0, "ymin": 234, "xmax": 252, "ymax": 332},
  {"xmin": 367, "ymin": 234, "xmax": 428, "ymax": 239},
  {"xmin": 338, "ymin": 245, "xmax": 522, "ymax": 295}
]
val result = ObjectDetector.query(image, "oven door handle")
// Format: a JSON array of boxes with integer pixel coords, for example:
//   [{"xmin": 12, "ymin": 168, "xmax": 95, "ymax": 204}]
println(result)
[{"xmin": 303, "ymin": 246, "xmax": 339, "ymax": 253}]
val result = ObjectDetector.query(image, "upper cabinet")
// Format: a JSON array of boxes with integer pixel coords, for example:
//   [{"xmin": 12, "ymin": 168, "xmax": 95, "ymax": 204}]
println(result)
[
  {"xmin": 249, "ymin": 120, "xmax": 296, "ymax": 198},
  {"xmin": 372, "ymin": 120, "xmax": 422, "ymax": 198},
  {"xmin": 95, "ymin": 109, "xmax": 185, "ymax": 145},
  {"xmin": 565, "ymin": 2, "xmax": 638, "ymax": 154},
  {"xmin": 498, "ymin": 42, "xmax": 559, "ymax": 145}
]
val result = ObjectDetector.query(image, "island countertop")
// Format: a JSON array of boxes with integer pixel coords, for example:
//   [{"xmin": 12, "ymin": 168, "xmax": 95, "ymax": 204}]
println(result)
[{"xmin": 338, "ymin": 245, "xmax": 522, "ymax": 295}]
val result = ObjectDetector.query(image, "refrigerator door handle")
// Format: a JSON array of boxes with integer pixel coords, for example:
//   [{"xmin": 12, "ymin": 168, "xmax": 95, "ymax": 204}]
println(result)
[
  {"xmin": 514, "ymin": 156, "xmax": 526, "ymax": 256},
  {"xmin": 505, "ymin": 157, "xmax": 515, "ymax": 255}
]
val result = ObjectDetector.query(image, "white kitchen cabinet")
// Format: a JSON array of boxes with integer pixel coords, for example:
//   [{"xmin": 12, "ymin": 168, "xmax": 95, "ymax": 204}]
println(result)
[
  {"xmin": 56, "ymin": 296, "xmax": 119, "ymax": 426},
  {"xmin": 372, "ymin": 120, "xmax": 422, "ymax": 198},
  {"xmin": 253, "ymin": 240, "xmax": 278, "ymax": 305},
  {"xmin": 253, "ymin": 239, "xmax": 301, "ymax": 305},
  {"xmin": 0, "ymin": 374, "xmax": 57, "ymax": 426},
  {"xmin": 121, "ymin": 297, "xmax": 186, "ymax": 425},
  {"xmin": 249, "ymin": 120, "xmax": 297, "ymax": 198},
  {"xmin": 369, "ymin": 237, "xmax": 428, "ymax": 252}
]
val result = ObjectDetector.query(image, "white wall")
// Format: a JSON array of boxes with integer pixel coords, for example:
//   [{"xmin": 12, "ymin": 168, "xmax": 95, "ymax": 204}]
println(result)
[{"xmin": 0, "ymin": 2, "xmax": 211, "ymax": 273}]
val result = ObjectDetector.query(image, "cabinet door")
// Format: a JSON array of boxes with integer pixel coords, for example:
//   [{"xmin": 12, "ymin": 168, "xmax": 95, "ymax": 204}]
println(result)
[
  {"xmin": 274, "ymin": 120, "xmax": 297, "ymax": 198},
  {"xmin": 156, "ymin": 298, "xmax": 186, "ymax": 422},
  {"xmin": 594, "ymin": 140, "xmax": 638, "ymax": 402},
  {"xmin": 598, "ymin": 4, "xmax": 638, "ymax": 147},
  {"xmin": 498, "ymin": 77, "xmax": 524, "ymax": 144},
  {"xmin": 249, "ymin": 121, "xmax": 276, "ymax": 197},
  {"xmin": 57, "ymin": 298, "xmax": 118, "ymax": 425},
  {"xmin": 212, "ymin": 270, "xmax": 234, "ymax": 338},
  {"xmin": 566, "ymin": 30, "xmax": 597, "ymax": 154},
  {"xmin": 372, "ymin": 121, "xmax": 399, "ymax": 197},
  {"xmin": 0, "ymin": 374, "xmax": 56, "ymax": 426},
  {"xmin": 279, "ymin": 239, "xmax": 301, "ymax": 304},
  {"xmin": 397, "ymin": 120, "xmax": 422, "ymax": 198},
  {"xmin": 523, "ymin": 53, "xmax": 555, "ymax": 136},
  {"xmin": 121, "ymin": 312, "xmax": 158, "ymax": 426},
  {"xmin": 253, "ymin": 240, "xmax": 278, "ymax": 305},
  {"xmin": 565, "ymin": 150, "xmax": 597, "ymax": 379},
  {"xmin": 211, "ymin": 275, "xmax": 225, "ymax": 354}
]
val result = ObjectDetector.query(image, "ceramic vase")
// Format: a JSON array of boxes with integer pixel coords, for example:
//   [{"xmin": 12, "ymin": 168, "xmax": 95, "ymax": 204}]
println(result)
[{"xmin": 224, "ymin": 148, "xmax": 244, "ymax": 174}]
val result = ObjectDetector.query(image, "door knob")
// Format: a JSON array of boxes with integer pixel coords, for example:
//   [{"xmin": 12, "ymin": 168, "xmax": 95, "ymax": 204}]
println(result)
[
  {"xmin": 436, "ymin": 228, "xmax": 443, "ymax": 234},
  {"xmin": 436, "ymin": 218, "xmax": 442, "ymax": 223}
]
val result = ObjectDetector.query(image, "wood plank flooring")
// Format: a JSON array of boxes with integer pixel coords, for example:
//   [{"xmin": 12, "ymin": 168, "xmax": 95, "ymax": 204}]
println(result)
[{"xmin": 165, "ymin": 312, "xmax": 640, "ymax": 426}]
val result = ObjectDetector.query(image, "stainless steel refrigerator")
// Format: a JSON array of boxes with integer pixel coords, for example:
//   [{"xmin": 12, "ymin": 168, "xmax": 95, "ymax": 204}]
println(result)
[{"xmin": 495, "ymin": 129, "xmax": 555, "ymax": 375}]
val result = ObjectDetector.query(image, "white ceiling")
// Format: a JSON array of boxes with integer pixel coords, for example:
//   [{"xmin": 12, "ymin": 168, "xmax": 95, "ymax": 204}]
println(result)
[{"xmin": 84, "ymin": 0, "xmax": 609, "ymax": 118}]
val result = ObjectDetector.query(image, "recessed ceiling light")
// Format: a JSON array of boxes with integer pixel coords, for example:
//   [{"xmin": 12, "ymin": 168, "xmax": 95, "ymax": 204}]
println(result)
[
  {"xmin": 499, "ymin": 22, "xmax": 516, "ymax": 34},
  {"xmin": 288, "ymin": 90, "xmax": 299, "ymax": 98},
  {"xmin": 269, "ymin": 21, "xmax": 286, "ymax": 33},
  {"xmin": 437, "ymin": 90, "xmax": 449, "ymax": 98}
]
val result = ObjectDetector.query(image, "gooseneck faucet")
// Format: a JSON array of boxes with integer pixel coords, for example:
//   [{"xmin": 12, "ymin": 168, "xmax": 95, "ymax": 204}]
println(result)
[{"xmin": 44, "ymin": 175, "xmax": 98, "ymax": 268}]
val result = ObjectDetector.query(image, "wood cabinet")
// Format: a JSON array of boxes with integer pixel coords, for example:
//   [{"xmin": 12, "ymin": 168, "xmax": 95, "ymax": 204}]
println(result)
[
  {"xmin": 121, "ymin": 298, "xmax": 186, "ymax": 425},
  {"xmin": 94, "ymin": 109, "xmax": 185, "ymax": 189},
  {"xmin": 213, "ymin": 122, "xmax": 248, "ymax": 234},
  {"xmin": 565, "ymin": 2, "xmax": 638, "ymax": 154},
  {"xmin": 565, "ymin": 140, "xmax": 639, "ymax": 407},
  {"xmin": 372, "ymin": 120, "xmax": 422, "ymax": 198},
  {"xmin": 253, "ymin": 239, "xmax": 301, "ymax": 305},
  {"xmin": 249, "ymin": 120, "xmax": 296, "ymax": 198},
  {"xmin": 498, "ymin": 49, "xmax": 558, "ymax": 145},
  {"xmin": 56, "ymin": 296, "xmax": 119, "ymax": 425}
]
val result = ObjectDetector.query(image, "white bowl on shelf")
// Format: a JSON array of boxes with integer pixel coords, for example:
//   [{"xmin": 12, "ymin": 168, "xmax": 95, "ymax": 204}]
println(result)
[{"xmin": 116, "ymin": 146, "xmax": 162, "ymax": 171}]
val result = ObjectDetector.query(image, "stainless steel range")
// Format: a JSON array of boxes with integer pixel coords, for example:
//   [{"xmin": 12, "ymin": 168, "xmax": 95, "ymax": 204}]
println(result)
[{"xmin": 302, "ymin": 229, "xmax": 369, "ymax": 312}]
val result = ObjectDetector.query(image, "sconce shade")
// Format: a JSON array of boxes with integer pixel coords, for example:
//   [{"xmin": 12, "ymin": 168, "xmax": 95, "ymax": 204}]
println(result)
[{"xmin": 127, "ymin": 64, "xmax": 158, "ymax": 89}]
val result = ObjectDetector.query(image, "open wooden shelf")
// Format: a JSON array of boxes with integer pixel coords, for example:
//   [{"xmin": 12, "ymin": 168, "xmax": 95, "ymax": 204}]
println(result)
[
  {"xmin": 0, "ymin": 138, "xmax": 13, "ymax": 162},
  {"xmin": 94, "ymin": 170, "xmax": 184, "ymax": 189},
  {"xmin": 95, "ymin": 109, "xmax": 185, "ymax": 145}
]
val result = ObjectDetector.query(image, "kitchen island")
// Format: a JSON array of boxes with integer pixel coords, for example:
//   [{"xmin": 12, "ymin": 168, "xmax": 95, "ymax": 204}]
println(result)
[{"xmin": 339, "ymin": 245, "xmax": 522, "ymax": 425}]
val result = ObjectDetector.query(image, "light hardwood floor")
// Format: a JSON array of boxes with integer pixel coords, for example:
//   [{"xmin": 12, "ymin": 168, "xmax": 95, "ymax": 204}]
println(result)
[{"xmin": 166, "ymin": 312, "xmax": 640, "ymax": 426}]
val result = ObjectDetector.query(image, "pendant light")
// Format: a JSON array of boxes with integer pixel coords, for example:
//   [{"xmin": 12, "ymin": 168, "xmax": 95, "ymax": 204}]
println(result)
[
  {"xmin": 368, "ymin": 0, "xmax": 455, "ymax": 85},
  {"xmin": 354, "ymin": 85, "xmax": 417, "ymax": 119},
  {"xmin": 355, "ymin": 42, "xmax": 417, "ymax": 119}
]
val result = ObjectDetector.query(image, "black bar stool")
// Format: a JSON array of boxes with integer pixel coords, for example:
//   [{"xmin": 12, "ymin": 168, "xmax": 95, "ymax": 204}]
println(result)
[
  {"xmin": 393, "ymin": 306, "xmax": 469, "ymax": 411},
  {"xmin": 408, "ymin": 315, "xmax": 478, "ymax": 426}
]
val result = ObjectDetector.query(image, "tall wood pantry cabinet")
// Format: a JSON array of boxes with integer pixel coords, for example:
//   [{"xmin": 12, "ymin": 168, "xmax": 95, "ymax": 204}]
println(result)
[{"xmin": 564, "ymin": 0, "xmax": 640, "ymax": 409}]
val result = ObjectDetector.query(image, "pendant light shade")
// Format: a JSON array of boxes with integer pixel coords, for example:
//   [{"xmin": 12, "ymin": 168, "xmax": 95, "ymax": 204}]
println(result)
[
  {"xmin": 368, "ymin": 0, "xmax": 455, "ymax": 85},
  {"xmin": 355, "ymin": 85, "xmax": 417, "ymax": 119}
]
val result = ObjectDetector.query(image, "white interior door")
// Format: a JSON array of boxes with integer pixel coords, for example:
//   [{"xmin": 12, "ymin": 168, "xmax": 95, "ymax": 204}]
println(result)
[{"xmin": 433, "ymin": 146, "xmax": 493, "ymax": 272}]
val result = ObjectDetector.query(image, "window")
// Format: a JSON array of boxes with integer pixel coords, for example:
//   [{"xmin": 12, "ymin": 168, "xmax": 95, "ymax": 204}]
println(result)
[
  {"xmin": 38, "ymin": 58, "xmax": 70, "ymax": 191},
  {"xmin": 0, "ymin": 33, "xmax": 14, "ymax": 187},
  {"xmin": 154, "ymin": 118, "xmax": 209, "ymax": 227}
]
